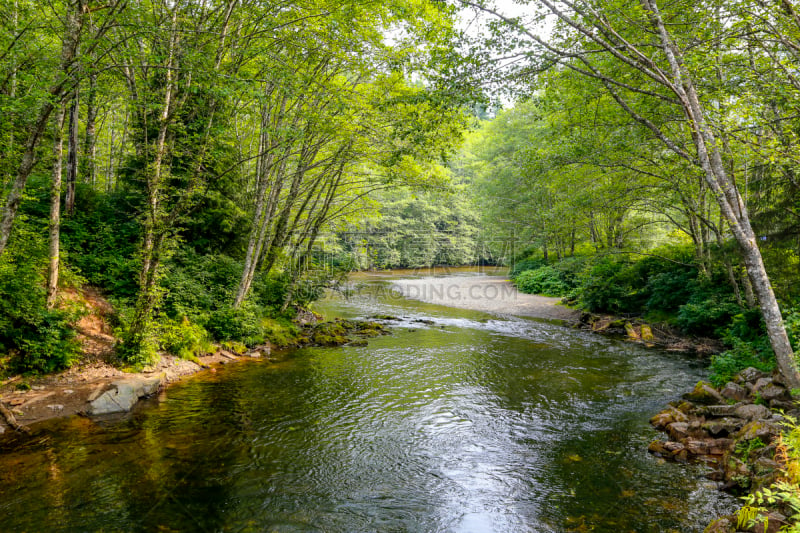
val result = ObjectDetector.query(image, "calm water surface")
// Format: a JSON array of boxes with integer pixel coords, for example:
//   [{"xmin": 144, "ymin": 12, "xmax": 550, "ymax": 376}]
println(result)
[{"xmin": 0, "ymin": 271, "xmax": 736, "ymax": 532}]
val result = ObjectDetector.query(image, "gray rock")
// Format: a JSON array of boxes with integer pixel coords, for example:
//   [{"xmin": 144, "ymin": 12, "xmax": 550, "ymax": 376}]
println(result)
[
  {"xmin": 683, "ymin": 381, "xmax": 726, "ymax": 404},
  {"xmin": 702, "ymin": 404, "xmax": 741, "ymax": 417},
  {"xmin": 769, "ymin": 400, "xmax": 796, "ymax": 411},
  {"xmin": 721, "ymin": 382, "xmax": 748, "ymax": 401},
  {"xmin": 737, "ymin": 367, "xmax": 768, "ymax": 384},
  {"xmin": 753, "ymin": 377, "xmax": 774, "ymax": 393},
  {"xmin": 0, "ymin": 425, "xmax": 5, "ymax": 434},
  {"xmin": 760, "ymin": 384, "xmax": 788, "ymax": 402},
  {"xmin": 88, "ymin": 375, "xmax": 163, "ymax": 415},
  {"xmin": 702, "ymin": 417, "xmax": 743, "ymax": 437},
  {"xmin": 667, "ymin": 421, "xmax": 691, "ymax": 440},
  {"xmin": 734, "ymin": 403, "xmax": 772, "ymax": 420},
  {"xmin": 47, "ymin": 404, "xmax": 64, "ymax": 411}
]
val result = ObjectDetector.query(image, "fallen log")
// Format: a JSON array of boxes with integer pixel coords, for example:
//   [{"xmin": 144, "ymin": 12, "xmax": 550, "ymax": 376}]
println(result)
[{"xmin": 0, "ymin": 401, "xmax": 31, "ymax": 433}]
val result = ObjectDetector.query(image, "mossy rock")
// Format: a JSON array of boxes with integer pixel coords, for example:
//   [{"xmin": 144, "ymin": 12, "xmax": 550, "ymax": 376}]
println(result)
[{"xmin": 683, "ymin": 381, "xmax": 725, "ymax": 404}]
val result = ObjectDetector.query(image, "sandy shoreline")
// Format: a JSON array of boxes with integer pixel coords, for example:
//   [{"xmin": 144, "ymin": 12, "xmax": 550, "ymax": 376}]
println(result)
[{"xmin": 391, "ymin": 275, "xmax": 580, "ymax": 323}]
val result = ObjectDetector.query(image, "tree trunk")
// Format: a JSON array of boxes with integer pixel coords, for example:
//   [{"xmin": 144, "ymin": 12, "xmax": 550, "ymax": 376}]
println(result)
[
  {"xmin": 46, "ymin": 105, "xmax": 67, "ymax": 310},
  {"xmin": 82, "ymin": 72, "xmax": 98, "ymax": 188},
  {"xmin": 65, "ymin": 90, "xmax": 79, "ymax": 215},
  {"xmin": 123, "ymin": 5, "xmax": 180, "ymax": 359},
  {"xmin": 643, "ymin": 0, "xmax": 800, "ymax": 388}
]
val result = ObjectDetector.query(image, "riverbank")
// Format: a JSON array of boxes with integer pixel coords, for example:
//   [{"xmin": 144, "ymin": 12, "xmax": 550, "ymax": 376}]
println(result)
[
  {"xmin": 391, "ymin": 272, "xmax": 722, "ymax": 354},
  {"xmin": 648, "ymin": 371, "xmax": 799, "ymax": 532},
  {"xmin": 391, "ymin": 274, "xmax": 582, "ymax": 323},
  {"xmin": 0, "ymin": 316, "xmax": 389, "ymax": 435}
]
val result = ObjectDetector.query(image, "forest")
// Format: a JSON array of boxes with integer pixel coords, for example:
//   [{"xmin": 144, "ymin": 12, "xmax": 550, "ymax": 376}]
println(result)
[
  {"xmin": 4, "ymin": 0, "xmax": 800, "ymax": 529},
  {"xmin": 0, "ymin": 0, "xmax": 470, "ymax": 371}
]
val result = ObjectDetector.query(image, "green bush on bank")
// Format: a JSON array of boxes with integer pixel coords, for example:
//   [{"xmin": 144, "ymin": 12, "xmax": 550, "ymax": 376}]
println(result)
[
  {"xmin": 513, "ymin": 266, "xmax": 569, "ymax": 297},
  {"xmin": 508, "ymin": 245, "xmax": 800, "ymax": 387},
  {"xmin": 0, "ymin": 221, "xmax": 82, "ymax": 374}
]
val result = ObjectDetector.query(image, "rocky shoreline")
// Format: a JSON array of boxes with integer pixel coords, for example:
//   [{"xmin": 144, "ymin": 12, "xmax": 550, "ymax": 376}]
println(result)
[
  {"xmin": 648, "ymin": 368, "xmax": 797, "ymax": 532},
  {"xmin": 0, "ymin": 318, "xmax": 389, "ymax": 436}
]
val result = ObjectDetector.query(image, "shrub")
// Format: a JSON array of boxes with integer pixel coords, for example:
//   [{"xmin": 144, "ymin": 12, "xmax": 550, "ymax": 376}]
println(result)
[
  {"xmin": 514, "ymin": 266, "xmax": 569, "ymax": 296},
  {"xmin": 676, "ymin": 293, "xmax": 743, "ymax": 336},
  {"xmin": 158, "ymin": 317, "xmax": 214, "ymax": 360},
  {"xmin": 708, "ymin": 339, "xmax": 775, "ymax": 387},
  {"xmin": 205, "ymin": 302, "xmax": 265, "ymax": 345},
  {"xmin": 579, "ymin": 258, "xmax": 642, "ymax": 313},
  {"xmin": 0, "ymin": 223, "xmax": 81, "ymax": 374},
  {"xmin": 510, "ymin": 257, "xmax": 547, "ymax": 277}
]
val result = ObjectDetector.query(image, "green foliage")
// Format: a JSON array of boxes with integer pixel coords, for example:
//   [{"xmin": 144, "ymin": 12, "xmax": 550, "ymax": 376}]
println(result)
[
  {"xmin": 579, "ymin": 257, "xmax": 637, "ymax": 314},
  {"xmin": 60, "ymin": 186, "xmax": 141, "ymax": 300},
  {"xmin": 113, "ymin": 304, "xmax": 159, "ymax": 368},
  {"xmin": 260, "ymin": 318, "xmax": 299, "ymax": 347},
  {"xmin": 676, "ymin": 294, "xmax": 744, "ymax": 336},
  {"xmin": 158, "ymin": 317, "xmax": 214, "ymax": 361},
  {"xmin": 205, "ymin": 302, "xmax": 266, "ymax": 346},
  {"xmin": 744, "ymin": 416, "xmax": 800, "ymax": 532},
  {"xmin": 735, "ymin": 437, "xmax": 766, "ymax": 458},
  {"xmin": 0, "ymin": 223, "xmax": 80, "ymax": 374},
  {"xmin": 510, "ymin": 256, "xmax": 548, "ymax": 277},
  {"xmin": 514, "ymin": 266, "xmax": 569, "ymax": 297},
  {"xmin": 709, "ymin": 339, "xmax": 775, "ymax": 388},
  {"xmin": 783, "ymin": 305, "xmax": 800, "ymax": 352},
  {"xmin": 160, "ymin": 249, "xmax": 243, "ymax": 321}
]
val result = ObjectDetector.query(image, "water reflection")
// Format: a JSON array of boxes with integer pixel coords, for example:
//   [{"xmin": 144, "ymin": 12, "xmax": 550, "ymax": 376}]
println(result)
[{"xmin": 0, "ymin": 274, "xmax": 737, "ymax": 532}]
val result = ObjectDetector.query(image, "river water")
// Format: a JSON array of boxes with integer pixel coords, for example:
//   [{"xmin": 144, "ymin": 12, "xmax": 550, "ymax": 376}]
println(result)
[{"xmin": 0, "ymin": 271, "xmax": 736, "ymax": 532}]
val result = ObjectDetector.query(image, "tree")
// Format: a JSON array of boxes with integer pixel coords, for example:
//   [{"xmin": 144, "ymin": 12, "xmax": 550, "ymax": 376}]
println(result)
[{"xmin": 457, "ymin": 0, "xmax": 800, "ymax": 388}]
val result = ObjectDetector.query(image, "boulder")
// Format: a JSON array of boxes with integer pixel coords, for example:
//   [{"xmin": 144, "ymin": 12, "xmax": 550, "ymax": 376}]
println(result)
[
  {"xmin": 704, "ymin": 516, "xmax": 734, "ymax": 533},
  {"xmin": 720, "ymin": 382, "xmax": 748, "ymax": 401},
  {"xmin": 734, "ymin": 404, "xmax": 772, "ymax": 421},
  {"xmin": 760, "ymin": 384, "xmax": 788, "ymax": 402},
  {"xmin": 683, "ymin": 381, "xmax": 726, "ymax": 404},
  {"xmin": 708, "ymin": 438, "xmax": 735, "ymax": 455},
  {"xmin": 667, "ymin": 422, "xmax": 691, "ymax": 441},
  {"xmin": 88, "ymin": 375, "xmax": 163, "ymax": 415},
  {"xmin": 624, "ymin": 322, "xmax": 640, "ymax": 340},
  {"xmin": 736, "ymin": 420, "xmax": 779, "ymax": 442},
  {"xmin": 702, "ymin": 417, "xmax": 743, "ymax": 437},
  {"xmin": 754, "ymin": 457, "xmax": 780, "ymax": 473},
  {"xmin": 650, "ymin": 407, "xmax": 688, "ymax": 429},
  {"xmin": 667, "ymin": 420, "xmax": 711, "ymax": 440},
  {"xmin": 702, "ymin": 404, "xmax": 740, "ymax": 417},
  {"xmin": 737, "ymin": 367, "xmax": 768, "ymax": 384},
  {"xmin": 770, "ymin": 399, "xmax": 796, "ymax": 411},
  {"xmin": 753, "ymin": 377, "xmax": 773, "ymax": 393}
]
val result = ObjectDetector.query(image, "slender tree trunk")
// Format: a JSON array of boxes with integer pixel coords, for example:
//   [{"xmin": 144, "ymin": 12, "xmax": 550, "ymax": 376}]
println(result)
[
  {"xmin": 643, "ymin": 0, "xmax": 800, "ymax": 388},
  {"xmin": 124, "ymin": 6, "xmax": 180, "ymax": 358},
  {"xmin": 47, "ymin": 105, "xmax": 67, "ymax": 309},
  {"xmin": 65, "ymin": 90, "xmax": 79, "ymax": 214},
  {"xmin": 83, "ymin": 72, "xmax": 98, "ymax": 188}
]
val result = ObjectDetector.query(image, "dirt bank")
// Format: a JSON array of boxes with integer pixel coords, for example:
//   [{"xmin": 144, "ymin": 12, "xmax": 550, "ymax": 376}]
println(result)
[
  {"xmin": 0, "ymin": 349, "xmax": 269, "ymax": 434},
  {"xmin": 391, "ymin": 274, "xmax": 581, "ymax": 323}
]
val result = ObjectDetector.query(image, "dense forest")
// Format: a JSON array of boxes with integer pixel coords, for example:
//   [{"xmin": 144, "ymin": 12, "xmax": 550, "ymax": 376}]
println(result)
[
  {"xmin": 5, "ymin": 0, "xmax": 800, "ymax": 529},
  {"xmin": 3, "ymin": 0, "xmax": 800, "ymax": 407},
  {"xmin": 449, "ymin": 0, "xmax": 800, "ymax": 391},
  {"xmin": 0, "ymin": 0, "xmax": 472, "ymax": 371}
]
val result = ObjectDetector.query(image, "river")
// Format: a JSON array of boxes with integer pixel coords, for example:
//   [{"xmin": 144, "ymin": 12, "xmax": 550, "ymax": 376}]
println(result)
[{"xmin": 0, "ymin": 270, "xmax": 737, "ymax": 532}]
